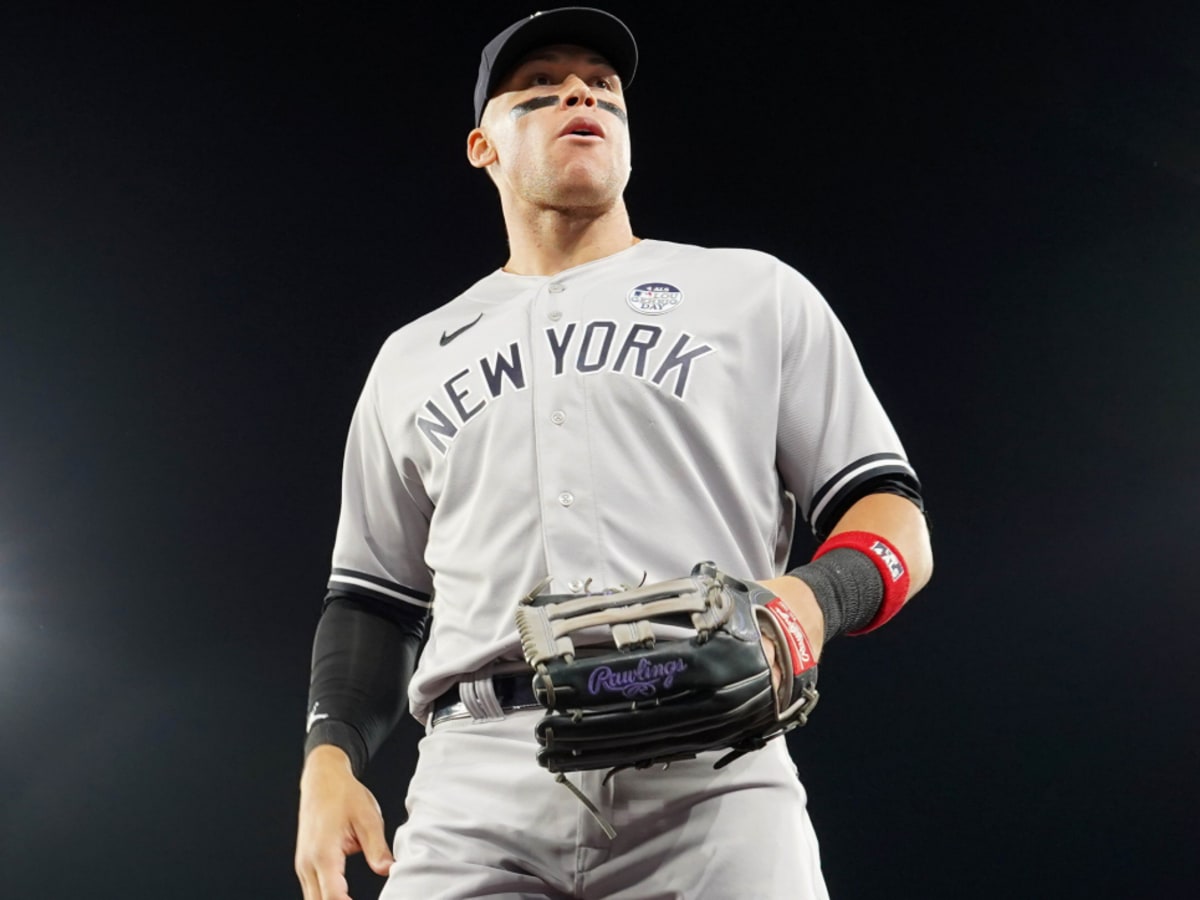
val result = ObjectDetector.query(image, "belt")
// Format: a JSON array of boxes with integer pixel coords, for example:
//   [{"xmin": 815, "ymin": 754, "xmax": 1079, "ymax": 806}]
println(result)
[{"xmin": 430, "ymin": 673, "xmax": 541, "ymax": 727}]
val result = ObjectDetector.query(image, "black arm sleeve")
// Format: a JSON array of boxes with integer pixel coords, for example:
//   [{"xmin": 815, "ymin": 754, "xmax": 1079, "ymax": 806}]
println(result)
[{"xmin": 303, "ymin": 590, "xmax": 428, "ymax": 778}]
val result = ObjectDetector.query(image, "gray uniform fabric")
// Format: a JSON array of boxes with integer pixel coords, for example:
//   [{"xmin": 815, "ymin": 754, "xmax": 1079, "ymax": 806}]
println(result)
[{"xmin": 328, "ymin": 238, "xmax": 914, "ymax": 724}]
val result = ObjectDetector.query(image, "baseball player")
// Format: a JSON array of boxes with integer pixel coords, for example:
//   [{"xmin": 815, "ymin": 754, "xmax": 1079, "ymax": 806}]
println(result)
[{"xmin": 294, "ymin": 8, "xmax": 933, "ymax": 900}]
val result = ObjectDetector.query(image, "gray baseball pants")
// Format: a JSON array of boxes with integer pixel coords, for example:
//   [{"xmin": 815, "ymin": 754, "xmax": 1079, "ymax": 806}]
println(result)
[{"xmin": 380, "ymin": 708, "xmax": 829, "ymax": 899}]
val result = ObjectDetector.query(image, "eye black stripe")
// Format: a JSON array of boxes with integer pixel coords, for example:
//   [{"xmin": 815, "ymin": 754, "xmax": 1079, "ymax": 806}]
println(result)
[
  {"xmin": 510, "ymin": 96, "xmax": 560, "ymax": 119},
  {"xmin": 597, "ymin": 100, "xmax": 627, "ymax": 125}
]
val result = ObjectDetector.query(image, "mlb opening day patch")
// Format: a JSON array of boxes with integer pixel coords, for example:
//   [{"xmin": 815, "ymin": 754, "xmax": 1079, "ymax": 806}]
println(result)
[{"xmin": 627, "ymin": 283, "xmax": 684, "ymax": 315}]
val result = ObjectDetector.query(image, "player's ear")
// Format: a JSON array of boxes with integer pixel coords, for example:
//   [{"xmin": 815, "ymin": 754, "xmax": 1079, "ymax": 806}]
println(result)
[{"xmin": 467, "ymin": 128, "xmax": 498, "ymax": 169}]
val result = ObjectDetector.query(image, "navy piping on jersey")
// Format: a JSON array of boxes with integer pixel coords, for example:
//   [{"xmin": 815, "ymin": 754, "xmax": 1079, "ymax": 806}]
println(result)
[
  {"xmin": 328, "ymin": 568, "xmax": 432, "ymax": 609},
  {"xmin": 810, "ymin": 466, "xmax": 922, "ymax": 540},
  {"xmin": 808, "ymin": 453, "xmax": 920, "ymax": 537}
]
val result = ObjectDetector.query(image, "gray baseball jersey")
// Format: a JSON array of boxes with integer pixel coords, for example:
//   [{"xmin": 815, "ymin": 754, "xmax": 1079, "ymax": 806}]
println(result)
[{"xmin": 327, "ymin": 238, "xmax": 916, "ymax": 724}]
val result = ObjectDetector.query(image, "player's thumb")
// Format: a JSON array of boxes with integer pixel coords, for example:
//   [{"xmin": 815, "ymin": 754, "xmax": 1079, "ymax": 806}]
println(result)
[{"xmin": 355, "ymin": 809, "xmax": 394, "ymax": 876}]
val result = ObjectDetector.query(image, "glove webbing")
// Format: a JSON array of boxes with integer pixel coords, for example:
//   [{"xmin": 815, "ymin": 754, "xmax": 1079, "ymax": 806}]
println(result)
[{"xmin": 515, "ymin": 581, "xmax": 731, "ymax": 667}]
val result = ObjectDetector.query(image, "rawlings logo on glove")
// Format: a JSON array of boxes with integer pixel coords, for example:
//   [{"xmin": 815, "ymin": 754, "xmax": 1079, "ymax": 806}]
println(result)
[{"xmin": 587, "ymin": 658, "xmax": 689, "ymax": 697}]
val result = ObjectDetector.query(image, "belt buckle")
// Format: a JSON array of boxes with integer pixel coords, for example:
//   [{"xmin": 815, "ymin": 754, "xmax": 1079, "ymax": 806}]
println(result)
[{"xmin": 430, "ymin": 701, "xmax": 472, "ymax": 727}]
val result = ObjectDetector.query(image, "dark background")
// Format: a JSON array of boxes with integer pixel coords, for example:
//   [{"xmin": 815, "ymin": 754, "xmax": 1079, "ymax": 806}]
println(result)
[{"xmin": 2, "ymin": 1, "xmax": 1197, "ymax": 897}]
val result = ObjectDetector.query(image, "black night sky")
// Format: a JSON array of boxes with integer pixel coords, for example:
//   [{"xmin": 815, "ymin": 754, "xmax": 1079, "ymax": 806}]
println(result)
[{"xmin": 2, "ymin": 2, "xmax": 1198, "ymax": 897}]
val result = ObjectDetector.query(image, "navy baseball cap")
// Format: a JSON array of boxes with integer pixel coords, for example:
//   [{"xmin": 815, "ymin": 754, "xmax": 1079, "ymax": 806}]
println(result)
[{"xmin": 473, "ymin": 7, "xmax": 638, "ymax": 126}]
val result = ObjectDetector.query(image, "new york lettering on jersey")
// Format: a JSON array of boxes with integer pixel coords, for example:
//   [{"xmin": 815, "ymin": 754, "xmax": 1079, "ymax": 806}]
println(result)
[{"xmin": 416, "ymin": 321, "xmax": 714, "ymax": 455}]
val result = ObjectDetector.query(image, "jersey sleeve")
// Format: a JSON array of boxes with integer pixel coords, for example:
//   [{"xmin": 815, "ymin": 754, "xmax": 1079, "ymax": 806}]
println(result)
[
  {"xmin": 774, "ymin": 262, "xmax": 921, "ymax": 540},
  {"xmin": 327, "ymin": 350, "xmax": 434, "ymax": 612}
]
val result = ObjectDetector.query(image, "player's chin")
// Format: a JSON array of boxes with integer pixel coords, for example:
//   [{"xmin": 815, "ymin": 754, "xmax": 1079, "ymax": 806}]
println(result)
[
  {"xmin": 554, "ymin": 164, "xmax": 628, "ymax": 200},
  {"xmin": 539, "ymin": 175, "xmax": 623, "ymax": 210},
  {"xmin": 553, "ymin": 139, "xmax": 629, "ymax": 173}
]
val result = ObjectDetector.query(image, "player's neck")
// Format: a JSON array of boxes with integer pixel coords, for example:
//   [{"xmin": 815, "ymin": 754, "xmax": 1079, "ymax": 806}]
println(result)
[{"xmin": 501, "ymin": 199, "xmax": 637, "ymax": 276}]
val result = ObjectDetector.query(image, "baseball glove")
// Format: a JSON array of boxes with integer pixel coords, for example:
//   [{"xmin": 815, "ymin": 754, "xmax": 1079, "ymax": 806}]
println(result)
[{"xmin": 514, "ymin": 561, "xmax": 820, "ymax": 779}]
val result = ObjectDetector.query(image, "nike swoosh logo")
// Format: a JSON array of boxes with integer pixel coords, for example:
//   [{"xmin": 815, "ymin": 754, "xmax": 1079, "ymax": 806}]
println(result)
[
  {"xmin": 440, "ymin": 313, "xmax": 483, "ymax": 346},
  {"xmin": 306, "ymin": 702, "xmax": 330, "ymax": 734}
]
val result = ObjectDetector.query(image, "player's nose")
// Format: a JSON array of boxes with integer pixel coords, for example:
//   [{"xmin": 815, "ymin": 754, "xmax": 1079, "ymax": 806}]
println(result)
[{"xmin": 560, "ymin": 75, "xmax": 597, "ymax": 110}]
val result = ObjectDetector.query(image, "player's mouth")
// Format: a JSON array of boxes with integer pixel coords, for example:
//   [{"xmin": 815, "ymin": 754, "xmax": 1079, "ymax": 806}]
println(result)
[{"xmin": 558, "ymin": 116, "xmax": 605, "ymax": 140}]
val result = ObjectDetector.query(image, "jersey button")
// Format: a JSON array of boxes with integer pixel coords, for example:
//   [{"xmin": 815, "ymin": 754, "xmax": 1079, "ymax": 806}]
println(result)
[
  {"xmin": 568, "ymin": 579, "xmax": 585, "ymax": 592},
  {"xmin": 548, "ymin": 310, "xmax": 562, "ymax": 321},
  {"xmin": 548, "ymin": 282, "xmax": 566, "ymax": 293},
  {"xmin": 558, "ymin": 491, "xmax": 575, "ymax": 507},
  {"xmin": 550, "ymin": 410, "xmax": 566, "ymax": 425}
]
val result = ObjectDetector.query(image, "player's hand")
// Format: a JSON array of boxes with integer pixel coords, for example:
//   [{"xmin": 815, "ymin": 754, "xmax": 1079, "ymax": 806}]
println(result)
[
  {"xmin": 295, "ymin": 745, "xmax": 394, "ymax": 900},
  {"xmin": 758, "ymin": 575, "xmax": 825, "ymax": 692}
]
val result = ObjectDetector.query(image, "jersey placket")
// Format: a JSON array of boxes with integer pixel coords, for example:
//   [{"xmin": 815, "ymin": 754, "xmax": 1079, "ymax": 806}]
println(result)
[{"xmin": 527, "ymin": 275, "xmax": 604, "ymax": 594}]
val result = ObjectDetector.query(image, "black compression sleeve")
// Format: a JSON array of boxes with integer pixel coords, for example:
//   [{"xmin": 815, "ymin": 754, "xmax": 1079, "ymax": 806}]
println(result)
[{"xmin": 304, "ymin": 592, "xmax": 427, "ymax": 777}]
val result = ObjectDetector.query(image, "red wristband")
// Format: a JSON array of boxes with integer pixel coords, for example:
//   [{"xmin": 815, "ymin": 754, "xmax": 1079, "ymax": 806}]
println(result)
[{"xmin": 813, "ymin": 531, "xmax": 910, "ymax": 634}]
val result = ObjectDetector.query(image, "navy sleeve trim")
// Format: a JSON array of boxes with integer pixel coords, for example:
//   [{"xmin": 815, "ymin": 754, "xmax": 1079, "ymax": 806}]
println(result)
[
  {"xmin": 808, "ymin": 454, "xmax": 922, "ymax": 539},
  {"xmin": 328, "ymin": 568, "xmax": 432, "ymax": 609},
  {"xmin": 322, "ymin": 588, "xmax": 431, "ymax": 631}
]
